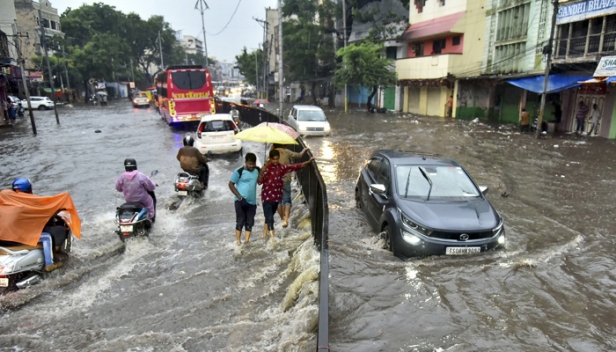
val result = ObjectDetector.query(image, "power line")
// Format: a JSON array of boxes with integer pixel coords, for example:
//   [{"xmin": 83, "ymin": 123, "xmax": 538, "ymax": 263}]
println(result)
[{"xmin": 208, "ymin": 0, "xmax": 243, "ymax": 36}]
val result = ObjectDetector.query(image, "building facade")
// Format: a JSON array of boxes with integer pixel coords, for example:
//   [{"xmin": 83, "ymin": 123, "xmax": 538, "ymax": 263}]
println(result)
[
  {"xmin": 14, "ymin": 0, "xmax": 64, "ymax": 70},
  {"xmin": 396, "ymin": 0, "xmax": 487, "ymax": 117},
  {"xmin": 181, "ymin": 35, "xmax": 204, "ymax": 55}
]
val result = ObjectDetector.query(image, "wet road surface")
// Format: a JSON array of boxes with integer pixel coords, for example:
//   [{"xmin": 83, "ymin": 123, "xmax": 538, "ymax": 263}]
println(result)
[
  {"xmin": 2, "ymin": 101, "xmax": 616, "ymax": 351},
  {"xmin": 0, "ymin": 102, "xmax": 319, "ymax": 351}
]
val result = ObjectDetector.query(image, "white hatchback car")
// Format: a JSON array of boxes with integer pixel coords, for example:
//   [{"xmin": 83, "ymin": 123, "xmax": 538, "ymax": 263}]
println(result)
[
  {"xmin": 287, "ymin": 105, "xmax": 331, "ymax": 137},
  {"xmin": 194, "ymin": 114, "xmax": 243, "ymax": 155}
]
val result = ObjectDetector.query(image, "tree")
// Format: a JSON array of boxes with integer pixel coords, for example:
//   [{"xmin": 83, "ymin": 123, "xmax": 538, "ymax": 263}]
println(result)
[
  {"xmin": 235, "ymin": 47, "xmax": 263, "ymax": 86},
  {"xmin": 333, "ymin": 42, "xmax": 396, "ymax": 110}
]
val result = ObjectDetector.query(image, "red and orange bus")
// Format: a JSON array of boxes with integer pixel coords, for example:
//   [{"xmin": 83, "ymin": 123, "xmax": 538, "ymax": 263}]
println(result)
[{"xmin": 155, "ymin": 65, "xmax": 215, "ymax": 125}]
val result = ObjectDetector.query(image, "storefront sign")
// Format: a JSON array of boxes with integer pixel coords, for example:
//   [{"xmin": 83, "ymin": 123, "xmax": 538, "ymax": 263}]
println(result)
[
  {"xmin": 594, "ymin": 56, "xmax": 616, "ymax": 77},
  {"xmin": 28, "ymin": 71, "xmax": 43, "ymax": 82},
  {"xmin": 557, "ymin": 0, "xmax": 616, "ymax": 24}
]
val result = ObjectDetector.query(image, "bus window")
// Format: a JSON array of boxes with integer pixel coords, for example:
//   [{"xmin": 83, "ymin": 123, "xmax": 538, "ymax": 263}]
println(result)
[{"xmin": 172, "ymin": 71, "xmax": 206, "ymax": 90}]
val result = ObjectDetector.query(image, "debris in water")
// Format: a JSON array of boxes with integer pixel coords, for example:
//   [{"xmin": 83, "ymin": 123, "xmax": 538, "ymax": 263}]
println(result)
[{"xmin": 95, "ymin": 130, "xmax": 101, "ymax": 133}]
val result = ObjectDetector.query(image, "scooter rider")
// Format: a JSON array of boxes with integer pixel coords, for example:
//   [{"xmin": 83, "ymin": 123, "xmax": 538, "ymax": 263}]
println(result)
[
  {"xmin": 115, "ymin": 158, "xmax": 157, "ymax": 222},
  {"xmin": 230, "ymin": 105, "xmax": 240, "ymax": 125},
  {"xmin": 177, "ymin": 134, "xmax": 209, "ymax": 190},
  {"xmin": 11, "ymin": 177, "xmax": 33, "ymax": 194}
]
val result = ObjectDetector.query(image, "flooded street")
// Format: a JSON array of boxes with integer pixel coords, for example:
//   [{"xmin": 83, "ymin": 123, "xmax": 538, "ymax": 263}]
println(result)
[
  {"xmin": 0, "ymin": 103, "xmax": 319, "ymax": 351},
  {"xmin": 299, "ymin": 108, "xmax": 616, "ymax": 351},
  {"xmin": 2, "ymin": 101, "xmax": 616, "ymax": 351}
]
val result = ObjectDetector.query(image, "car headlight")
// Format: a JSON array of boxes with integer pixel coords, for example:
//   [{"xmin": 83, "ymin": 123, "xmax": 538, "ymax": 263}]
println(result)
[
  {"xmin": 399, "ymin": 209, "xmax": 432, "ymax": 237},
  {"xmin": 324, "ymin": 124, "xmax": 331, "ymax": 132},
  {"xmin": 401, "ymin": 231, "xmax": 422, "ymax": 245},
  {"xmin": 299, "ymin": 125, "xmax": 307, "ymax": 131},
  {"xmin": 0, "ymin": 263, "xmax": 15, "ymax": 274},
  {"xmin": 498, "ymin": 235, "xmax": 506, "ymax": 244}
]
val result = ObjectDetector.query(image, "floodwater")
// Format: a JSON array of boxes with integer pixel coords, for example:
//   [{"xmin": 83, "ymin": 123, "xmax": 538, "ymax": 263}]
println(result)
[
  {"xmin": 0, "ymin": 103, "xmax": 320, "ymax": 351},
  {"xmin": 299, "ymin": 108, "xmax": 616, "ymax": 351},
  {"xmin": 2, "ymin": 101, "xmax": 616, "ymax": 351}
]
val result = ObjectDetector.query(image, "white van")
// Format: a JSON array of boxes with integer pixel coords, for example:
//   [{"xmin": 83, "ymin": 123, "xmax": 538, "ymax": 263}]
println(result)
[
  {"xmin": 287, "ymin": 105, "xmax": 331, "ymax": 137},
  {"xmin": 194, "ymin": 114, "xmax": 242, "ymax": 155}
]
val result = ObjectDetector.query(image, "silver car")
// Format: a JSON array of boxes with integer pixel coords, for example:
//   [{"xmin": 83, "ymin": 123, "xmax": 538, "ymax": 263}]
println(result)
[{"xmin": 287, "ymin": 105, "xmax": 331, "ymax": 137}]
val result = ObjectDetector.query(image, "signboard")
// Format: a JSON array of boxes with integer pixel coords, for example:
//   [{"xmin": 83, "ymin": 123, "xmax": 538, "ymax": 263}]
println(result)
[
  {"xmin": 129, "ymin": 82, "xmax": 135, "ymax": 89},
  {"xmin": 594, "ymin": 55, "xmax": 616, "ymax": 77},
  {"xmin": 95, "ymin": 82, "xmax": 106, "ymax": 90},
  {"xmin": 28, "ymin": 71, "xmax": 43, "ymax": 82},
  {"xmin": 556, "ymin": 0, "xmax": 616, "ymax": 24}
]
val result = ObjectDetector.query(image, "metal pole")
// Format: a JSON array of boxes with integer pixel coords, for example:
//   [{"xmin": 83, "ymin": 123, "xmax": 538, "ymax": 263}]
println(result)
[
  {"xmin": 130, "ymin": 58, "xmax": 135, "ymax": 83},
  {"xmin": 61, "ymin": 44, "xmax": 70, "ymax": 90},
  {"xmin": 264, "ymin": 23, "xmax": 268, "ymax": 100},
  {"xmin": 278, "ymin": 0, "xmax": 283, "ymax": 121},
  {"xmin": 196, "ymin": 0, "xmax": 209, "ymax": 68},
  {"xmin": 536, "ymin": 0, "xmax": 559, "ymax": 139},
  {"xmin": 12, "ymin": 23, "xmax": 36, "ymax": 135},
  {"xmin": 39, "ymin": 8, "xmax": 59, "ymax": 124},
  {"xmin": 255, "ymin": 49, "xmax": 259, "ymax": 98},
  {"xmin": 158, "ymin": 31, "xmax": 164, "ymax": 68},
  {"xmin": 342, "ymin": 0, "xmax": 348, "ymax": 113}
]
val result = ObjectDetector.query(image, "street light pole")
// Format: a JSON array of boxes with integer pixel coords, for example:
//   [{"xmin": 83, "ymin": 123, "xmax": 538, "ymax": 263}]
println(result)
[
  {"xmin": 255, "ymin": 49, "xmax": 259, "ymax": 99},
  {"xmin": 12, "ymin": 22, "xmax": 36, "ymax": 135},
  {"xmin": 61, "ymin": 44, "xmax": 70, "ymax": 90},
  {"xmin": 195, "ymin": 0, "xmax": 210, "ymax": 69},
  {"xmin": 536, "ymin": 0, "xmax": 559, "ymax": 139},
  {"xmin": 38, "ymin": 7, "xmax": 59, "ymax": 124}
]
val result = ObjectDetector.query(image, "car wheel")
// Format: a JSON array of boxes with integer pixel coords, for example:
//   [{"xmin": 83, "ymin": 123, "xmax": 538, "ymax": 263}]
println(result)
[
  {"xmin": 382, "ymin": 225, "xmax": 397, "ymax": 255},
  {"xmin": 38, "ymin": 105, "xmax": 45, "ymax": 111}
]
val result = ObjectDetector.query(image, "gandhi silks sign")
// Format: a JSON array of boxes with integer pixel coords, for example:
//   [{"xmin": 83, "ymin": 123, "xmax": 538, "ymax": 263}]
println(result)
[
  {"xmin": 556, "ymin": 0, "xmax": 616, "ymax": 24},
  {"xmin": 594, "ymin": 56, "xmax": 616, "ymax": 77}
]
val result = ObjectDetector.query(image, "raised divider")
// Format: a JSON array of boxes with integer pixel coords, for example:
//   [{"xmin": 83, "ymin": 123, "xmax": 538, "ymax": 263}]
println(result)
[{"xmin": 216, "ymin": 100, "xmax": 329, "ymax": 351}]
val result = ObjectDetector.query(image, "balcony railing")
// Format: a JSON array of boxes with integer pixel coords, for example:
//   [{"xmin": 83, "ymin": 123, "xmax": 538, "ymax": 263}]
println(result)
[{"xmin": 555, "ymin": 31, "xmax": 616, "ymax": 59}]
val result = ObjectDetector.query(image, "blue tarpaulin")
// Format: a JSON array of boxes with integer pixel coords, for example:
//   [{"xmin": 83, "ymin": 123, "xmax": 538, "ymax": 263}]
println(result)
[
  {"xmin": 506, "ymin": 74, "xmax": 592, "ymax": 94},
  {"xmin": 608, "ymin": 77, "xmax": 616, "ymax": 84}
]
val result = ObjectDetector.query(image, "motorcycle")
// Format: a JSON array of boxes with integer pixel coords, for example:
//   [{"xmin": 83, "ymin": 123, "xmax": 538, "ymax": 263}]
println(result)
[
  {"xmin": 174, "ymin": 171, "xmax": 205, "ymax": 198},
  {"xmin": 0, "ymin": 212, "xmax": 74, "ymax": 291},
  {"xmin": 115, "ymin": 170, "xmax": 158, "ymax": 241}
]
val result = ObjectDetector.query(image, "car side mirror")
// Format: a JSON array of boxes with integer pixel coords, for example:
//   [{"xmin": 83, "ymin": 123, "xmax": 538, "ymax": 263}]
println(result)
[
  {"xmin": 370, "ymin": 184, "xmax": 387, "ymax": 196},
  {"xmin": 479, "ymin": 186, "xmax": 488, "ymax": 195}
]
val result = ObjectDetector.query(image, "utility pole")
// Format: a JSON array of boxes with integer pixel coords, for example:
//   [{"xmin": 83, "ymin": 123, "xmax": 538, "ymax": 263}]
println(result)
[
  {"xmin": 342, "ymin": 0, "xmax": 348, "ymax": 113},
  {"xmin": 536, "ymin": 0, "xmax": 559, "ymax": 139},
  {"xmin": 61, "ymin": 44, "xmax": 70, "ymax": 90},
  {"xmin": 130, "ymin": 58, "xmax": 135, "ymax": 83},
  {"xmin": 254, "ymin": 17, "xmax": 268, "ymax": 100},
  {"xmin": 278, "ymin": 0, "xmax": 283, "ymax": 120},
  {"xmin": 195, "ymin": 0, "xmax": 209, "ymax": 68},
  {"xmin": 158, "ymin": 31, "xmax": 164, "ymax": 68},
  {"xmin": 255, "ymin": 48, "xmax": 259, "ymax": 98},
  {"xmin": 38, "ymin": 7, "xmax": 59, "ymax": 124},
  {"xmin": 12, "ymin": 22, "xmax": 37, "ymax": 135}
]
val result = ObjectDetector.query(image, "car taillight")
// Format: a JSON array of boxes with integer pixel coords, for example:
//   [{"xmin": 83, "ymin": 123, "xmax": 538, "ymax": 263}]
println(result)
[{"xmin": 197, "ymin": 132, "xmax": 202, "ymax": 138}]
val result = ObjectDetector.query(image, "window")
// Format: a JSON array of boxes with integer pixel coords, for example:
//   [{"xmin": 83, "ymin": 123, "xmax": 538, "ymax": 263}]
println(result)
[
  {"xmin": 375, "ymin": 160, "xmax": 391, "ymax": 186},
  {"xmin": 413, "ymin": 43, "xmax": 424, "ymax": 57},
  {"xmin": 157, "ymin": 73, "xmax": 168, "ymax": 97},
  {"xmin": 171, "ymin": 71, "xmax": 206, "ymax": 90},
  {"xmin": 452, "ymin": 36, "xmax": 461, "ymax": 46},
  {"xmin": 368, "ymin": 159, "xmax": 382, "ymax": 175},
  {"xmin": 433, "ymin": 39, "xmax": 446, "ymax": 54},
  {"xmin": 496, "ymin": 3, "xmax": 530, "ymax": 41},
  {"xmin": 297, "ymin": 109, "xmax": 327, "ymax": 121},
  {"xmin": 200, "ymin": 120, "xmax": 235, "ymax": 132},
  {"xmin": 386, "ymin": 46, "xmax": 397, "ymax": 60}
]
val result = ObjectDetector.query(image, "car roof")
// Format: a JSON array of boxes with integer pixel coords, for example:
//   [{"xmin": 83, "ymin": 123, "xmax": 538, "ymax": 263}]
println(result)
[
  {"xmin": 372, "ymin": 150, "xmax": 460, "ymax": 166},
  {"xmin": 292, "ymin": 105, "xmax": 323, "ymax": 111},
  {"xmin": 199, "ymin": 113, "xmax": 232, "ymax": 122}
]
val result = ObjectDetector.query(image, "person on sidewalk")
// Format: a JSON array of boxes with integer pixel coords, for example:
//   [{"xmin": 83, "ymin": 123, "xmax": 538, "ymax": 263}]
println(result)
[
  {"xmin": 576, "ymin": 101, "xmax": 588, "ymax": 134},
  {"xmin": 519, "ymin": 108, "xmax": 530, "ymax": 133},
  {"xmin": 445, "ymin": 95, "xmax": 453, "ymax": 117},
  {"xmin": 270, "ymin": 143, "xmax": 309, "ymax": 228},
  {"xmin": 258, "ymin": 149, "xmax": 315, "ymax": 239},
  {"xmin": 588, "ymin": 103, "xmax": 601, "ymax": 136},
  {"xmin": 228, "ymin": 153, "xmax": 260, "ymax": 245}
]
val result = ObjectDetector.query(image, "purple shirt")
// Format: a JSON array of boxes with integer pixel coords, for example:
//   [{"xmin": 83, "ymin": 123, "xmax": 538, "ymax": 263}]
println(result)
[
  {"xmin": 115, "ymin": 171, "xmax": 156, "ymax": 218},
  {"xmin": 576, "ymin": 104, "xmax": 588, "ymax": 120}
]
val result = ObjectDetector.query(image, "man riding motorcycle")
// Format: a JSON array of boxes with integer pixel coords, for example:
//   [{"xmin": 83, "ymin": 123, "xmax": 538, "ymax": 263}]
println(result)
[
  {"xmin": 230, "ymin": 105, "xmax": 240, "ymax": 125},
  {"xmin": 12, "ymin": 177, "xmax": 33, "ymax": 194},
  {"xmin": 115, "ymin": 158, "xmax": 157, "ymax": 222},
  {"xmin": 177, "ymin": 134, "xmax": 209, "ymax": 190}
]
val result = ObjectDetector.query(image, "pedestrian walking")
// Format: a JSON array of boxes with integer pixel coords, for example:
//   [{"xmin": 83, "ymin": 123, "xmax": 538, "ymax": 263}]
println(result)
[
  {"xmin": 576, "ymin": 101, "xmax": 588, "ymax": 134},
  {"xmin": 228, "ymin": 153, "xmax": 260, "ymax": 245},
  {"xmin": 270, "ymin": 144, "xmax": 309, "ymax": 228},
  {"xmin": 519, "ymin": 108, "xmax": 530, "ymax": 133},
  {"xmin": 588, "ymin": 103, "xmax": 600, "ymax": 136},
  {"xmin": 445, "ymin": 95, "xmax": 453, "ymax": 117},
  {"xmin": 6, "ymin": 98, "xmax": 16, "ymax": 124},
  {"xmin": 258, "ymin": 149, "xmax": 315, "ymax": 239}
]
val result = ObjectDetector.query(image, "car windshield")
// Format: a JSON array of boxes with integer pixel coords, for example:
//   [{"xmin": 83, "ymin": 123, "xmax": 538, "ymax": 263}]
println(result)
[
  {"xmin": 297, "ymin": 110, "xmax": 327, "ymax": 121},
  {"xmin": 200, "ymin": 120, "xmax": 235, "ymax": 132},
  {"xmin": 395, "ymin": 165, "xmax": 480, "ymax": 199}
]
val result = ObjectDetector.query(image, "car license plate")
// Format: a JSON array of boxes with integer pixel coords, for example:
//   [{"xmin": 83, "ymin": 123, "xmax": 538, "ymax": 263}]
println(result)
[
  {"xmin": 120, "ymin": 225, "xmax": 133, "ymax": 232},
  {"xmin": 446, "ymin": 247, "xmax": 481, "ymax": 255},
  {"xmin": 177, "ymin": 191, "xmax": 188, "ymax": 196},
  {"xmin": 0, "ymin": 278, "xmax": 8, "ymax": 287}
]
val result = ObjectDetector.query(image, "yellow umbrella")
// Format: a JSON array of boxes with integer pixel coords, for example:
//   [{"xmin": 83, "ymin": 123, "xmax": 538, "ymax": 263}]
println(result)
[{"xmin": 233, "ymin": 125, "xmax": 298, "ymax": 145}]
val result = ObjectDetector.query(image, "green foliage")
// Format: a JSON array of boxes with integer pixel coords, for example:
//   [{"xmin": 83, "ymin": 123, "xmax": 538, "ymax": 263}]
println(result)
[
  {"xmin": 333, "ymin": 41, "xmax": 396, "ymax": 88},
  {"xmin": 235, "ymin": 47, "xmax": 263, "ymax": 86}
]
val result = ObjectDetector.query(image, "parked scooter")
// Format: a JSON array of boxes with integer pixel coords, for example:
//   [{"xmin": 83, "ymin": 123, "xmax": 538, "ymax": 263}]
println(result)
[
  {"xmin": 173, "ymin": 172, "xmax": 205, "ymax": 198},
  {"xmin": 115, "ymin": 170, "xmax": 157, "ymax": 241}
]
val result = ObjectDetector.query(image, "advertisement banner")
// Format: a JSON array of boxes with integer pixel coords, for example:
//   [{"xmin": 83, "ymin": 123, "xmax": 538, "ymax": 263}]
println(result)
[
  {"xmin": 594, "ymin": 55, "xmax": 616, "ymax": 77},
  {"xmin": 556, "ymin": 0, "xmax": 616, "ymax": 24},
  {"xmin": 28, "ymin": 71, "xmax": 43, "ymax": 82}
]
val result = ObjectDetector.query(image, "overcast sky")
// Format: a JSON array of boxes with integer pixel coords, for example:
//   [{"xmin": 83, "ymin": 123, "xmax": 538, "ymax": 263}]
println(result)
[{"xmin": 52, "ymin": 0, "xmax": 279, "ymax": 63}]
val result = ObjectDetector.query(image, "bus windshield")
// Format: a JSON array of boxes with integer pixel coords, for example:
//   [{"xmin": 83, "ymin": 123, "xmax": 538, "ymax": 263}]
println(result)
[{"xmin": 171, "ymin": 71, "xmax": 206, "ymax": 90}]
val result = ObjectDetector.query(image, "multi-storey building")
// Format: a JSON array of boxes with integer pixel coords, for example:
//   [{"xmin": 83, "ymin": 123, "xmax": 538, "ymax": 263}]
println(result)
[
  {"xmin": 181, "ymin": 35, "xmax": 204, "ymax": 56},
  {"xmin": 14, "ymin": 0, "xmax": 64, "ymax": 70},
  {"xmin": 396, "ymin": 0, "xmax": 487, "ymax": 117}
]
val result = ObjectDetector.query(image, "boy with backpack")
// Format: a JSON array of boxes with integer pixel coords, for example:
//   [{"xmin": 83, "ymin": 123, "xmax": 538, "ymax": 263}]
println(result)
[{"xmin": 228, "ymin": 153, "xmax": 260, "ymax": 245}]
